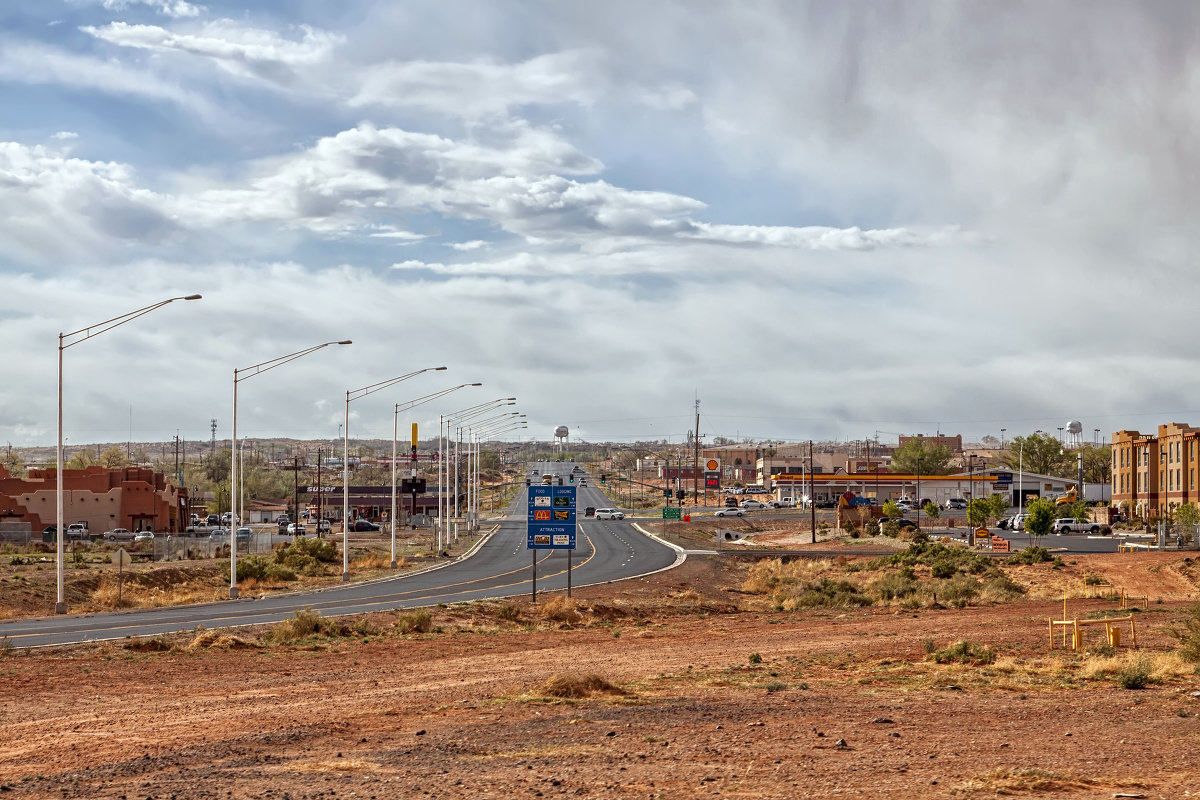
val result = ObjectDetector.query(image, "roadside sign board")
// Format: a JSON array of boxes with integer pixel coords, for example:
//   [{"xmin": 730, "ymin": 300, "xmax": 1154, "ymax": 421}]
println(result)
[
  {"xmin": 704, "ymin": 471, "xmax": 719, "ymax": 490},
  {"xmin": 527, "ymin": 484, "xmax": 576, "ymax": 549},
  {"xmin": 112, "ymin": 548, "xmax": 132, "ymax": 569},
  {"xmin": 662, "ymin": 507, "xmax": 682, "ymax": 520}
]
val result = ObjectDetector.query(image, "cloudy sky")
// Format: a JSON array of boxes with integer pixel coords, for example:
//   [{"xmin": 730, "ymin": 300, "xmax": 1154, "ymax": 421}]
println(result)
[{"xmin": 2, "ymin": 1, "xmax": 1198, "ymax": 449}]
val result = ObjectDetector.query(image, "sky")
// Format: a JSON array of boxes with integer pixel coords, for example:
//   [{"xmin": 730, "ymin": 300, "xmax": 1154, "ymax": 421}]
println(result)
[{"xmin": 2, "ymin": 1, "xmax": 1199, "ymax": 450}]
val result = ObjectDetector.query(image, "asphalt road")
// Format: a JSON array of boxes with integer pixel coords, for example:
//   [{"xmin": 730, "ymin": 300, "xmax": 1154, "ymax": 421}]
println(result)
[{"xmin": 0, "ymin": 463, "xmax": 679, "ymax": 648}]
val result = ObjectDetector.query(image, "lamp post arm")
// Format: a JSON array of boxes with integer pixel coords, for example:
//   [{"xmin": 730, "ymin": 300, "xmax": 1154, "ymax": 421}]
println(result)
[
  {"xmin": 394, "ymin": 383, "xmax": 482, "ymax": 415},
  {"xmin": 237, "ymin": 340, "xmax": 353, "ymax": 382},
  {"xmin": 349, "ymin": 366, "xmax": 447, "ymax": 402},
  {"xmin": 60, "ymin": 294, "xmax": 202, "ymax": 348}
]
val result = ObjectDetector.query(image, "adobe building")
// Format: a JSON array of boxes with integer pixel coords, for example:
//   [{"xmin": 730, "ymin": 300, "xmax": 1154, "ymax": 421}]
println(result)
[{"xmin": 0, "ymin": 465, "xmax": 187, "ymax": 535}]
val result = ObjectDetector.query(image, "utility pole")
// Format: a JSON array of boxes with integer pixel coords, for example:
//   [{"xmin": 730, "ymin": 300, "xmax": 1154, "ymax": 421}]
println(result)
[
  {"xmin": 210, "ymin": 419, "xmax": 217, "ymax": 454},
  {"xmin": 809, "ymin": 440, "xmax": 816, "ymax": 544},
  {"xmin": 292, "ymin": 456, "xmax": 301, "ymax": 525},
  {"xmin": 693, "ymin": 395, "xmax": 700, "ymax": 507}
]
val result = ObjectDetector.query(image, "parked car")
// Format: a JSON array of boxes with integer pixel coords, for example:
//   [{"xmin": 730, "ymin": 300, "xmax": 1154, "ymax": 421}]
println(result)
[
  {"xmin": 208, "ymin": 528, "xmax": 230, "ymax": 542},
  {"xmin": 133, "ymin": 531, "xmax": 155, "ymax": 543},
  {"xmin": 206, "ymin": 514, "xmax": 219, "ymax": 526},
  {"xmin": 235, "ymin": 526, "xmax": 252, "ymax": 542},
  {"xmin": 1053, "ymin": 517, "xmax": 1101, "ymax": 534},
  {"xmin": 714, "ymin": 507, "xmax": 745, "ymax": 517},
  {"xmin": 104, "ymin": 528, "xmax": 134, "ymax": 542},
  {"xmin": 997, "ymin": 516, "xmax": 1011, "ymax": 530},
  {"xmin": 66, "ymin": 523, "xmax": 89, "ymax": 541},
  {"xmin": 879, "ymin": 517, "xmax": 917, "ymax": 531},
  {"xmin": 724, "ymin": 496, "xmax": 739, "ymax": 508},
  {"xmin": 945, "ymin": 498, "xmax": 968, "ymax": 510},
  {"xmin": 286, "ymin": 523, "xmax": 306, "ymax": 535},
  {"xmin": 316, "ymin": 519, "xmax": 332, "ymax": 533},
  {"xmin": 352, "ymin": 519, "xmax": 380, "ymax": 532},
  {"xmin": 739, "ymin": 499, "xmax": 767, "ymax": 510},
  {"xmin": 594, "ymin": 508, "xmax": 625, "ymax": 521},
  {"xmin": 768, "ymin": 499, "xmax": 796, "ymax": 509},
  {"xmin": 1010, "ymin": 513, "xmax": 1028, "ymax": 531},
  {"xmin": 816, "ymin": 499, "xmax": 838, "ymax": 509}
]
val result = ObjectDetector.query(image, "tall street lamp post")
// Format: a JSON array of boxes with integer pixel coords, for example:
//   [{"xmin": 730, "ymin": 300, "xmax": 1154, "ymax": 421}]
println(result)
[
  {"xmin": 463, "ymin": 411, "xmax": 521, "ymax": 530},
  {"xmin": 390, "ymin": 383, "xmax": 481, "ymax": 567},
  {"xmin": 469, "ymin": 417, "xmax": 526, "ymax": 526},
  {"xmin": 344, "ymin": 367, "xmax": 447, "ymax": 581},
  {"xmin": 440, "ymin": 398, "xmax": 515, "ymax": 546},
  {"xmin": 56, "ymin": 293, "xmax": 202, "ymax": 613},
  {"xmin": 231, "ymin": 339, "xmax": 351, "ymax": 598}
]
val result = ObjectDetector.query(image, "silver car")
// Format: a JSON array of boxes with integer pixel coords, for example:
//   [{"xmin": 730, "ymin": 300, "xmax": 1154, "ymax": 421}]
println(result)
[{"xmin": 104, "ymin": 528, "xmax": 134, "ymax": 542}]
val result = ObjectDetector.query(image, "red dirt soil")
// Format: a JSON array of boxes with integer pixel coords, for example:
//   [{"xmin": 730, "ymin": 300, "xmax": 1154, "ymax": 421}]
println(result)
[{"xmin": 1, "ymin": 554, "xmax": 1199, "ymax": 798}]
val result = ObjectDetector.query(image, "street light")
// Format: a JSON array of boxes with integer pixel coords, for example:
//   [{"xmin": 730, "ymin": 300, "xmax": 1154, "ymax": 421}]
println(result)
[
  {"xmin": 390, "ymin": 383, "xmax": 481, "ymax": 567},
  {"xmin": 345, "ymin": 367, "xmax": 447, "ymax": 581},
  {"xmin": 231, "ymin": 339, "xmax": 351, "ymax": 598},
  {"xmin": 440, "ymin": 398, "xmax": 516, "ymax": 546},
  {"xmin": 463, "ymin": 412, "xmax": 522, "ymax": 530},
  {"xmin": 468, "ymin": 416, "xmax": 526, "ymax": 526},
  {"xmin": 56, "ymin": 293, "xmax": 202, "ymax": 613}
]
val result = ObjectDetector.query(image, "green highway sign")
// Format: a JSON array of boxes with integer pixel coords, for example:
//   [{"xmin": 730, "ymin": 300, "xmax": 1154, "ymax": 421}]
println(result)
[{"xmin": 662, "ymin": 507, "xmax": 682, "ymax": 520}]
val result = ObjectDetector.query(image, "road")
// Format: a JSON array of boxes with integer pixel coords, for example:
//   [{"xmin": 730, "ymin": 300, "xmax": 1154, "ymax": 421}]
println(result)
[{"xmin": 0, "ymin": 462, "xmax": 679, "ymax": 648}]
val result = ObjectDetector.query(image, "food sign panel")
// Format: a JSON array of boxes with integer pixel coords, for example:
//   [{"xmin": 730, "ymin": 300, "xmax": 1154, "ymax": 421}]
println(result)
[{"xmin": 527, "ymin": 485, "xmax": 576, "ymax": 549}]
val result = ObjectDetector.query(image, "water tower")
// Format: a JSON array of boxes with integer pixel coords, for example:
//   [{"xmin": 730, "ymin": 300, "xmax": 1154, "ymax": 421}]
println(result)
[
  {"xmin": 1065, "ymin": 420, "xmax": 1083, "ymax": 449},
  {"xmin": 554, "ymin": 425, "xmax": 569, "ymax": 451}
]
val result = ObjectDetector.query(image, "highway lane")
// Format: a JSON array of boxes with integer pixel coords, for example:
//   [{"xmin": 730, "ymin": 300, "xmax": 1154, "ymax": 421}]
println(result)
[{"xmin": 0, "ymin": 463, "xmax": 679, "ymax": 648}]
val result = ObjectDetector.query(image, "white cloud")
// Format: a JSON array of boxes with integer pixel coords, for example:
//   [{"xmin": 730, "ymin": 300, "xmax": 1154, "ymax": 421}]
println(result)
[
  {"xmin": 448, "ymin": 240, "xmax": 486, "ymax": 251},
  {"xmin": 81, "ymin": 0, "xmax": 205, "ymax": 18},
  {"xmin": 50, "ymin": 131, "xmax": 79, "ymax": 140},
  {"xmin": 0, "ymin": 141, "xmax": 177, "ymax": 265},
  {"xmin": 0, "ymin": 39, "xmax": 213, "ymax": 113},
  {"xmin": 351, "ymin": 50, "xmax": 600, "ymax": 116},
  {"xmin": 81, "ymin": 20, "xmax": 342, "ymax": 83}
]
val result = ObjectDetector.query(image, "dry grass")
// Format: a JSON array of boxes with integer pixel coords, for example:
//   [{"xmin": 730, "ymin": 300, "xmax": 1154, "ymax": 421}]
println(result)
[
  {"xmin": 1076, "ymin": 649, "xmax": 1193, "ymax": 682},
  {"xmin": 188, "ymin": 628, "xmax": 258, "ymax": 649},
  {"xmin": 538, "ymin": 673, "xmax": 628, "ymax": 699},
  {"xmin": 669, "ymin": 589, "xmax": 702, "ymax": 603},
  {"xmin": 537, "ymin": 596, "xmax": 583, "ymax": 625},
  {"xmin": 742, "ymin": 559, "xmax": 837, "ymax": 594},
  {"xmin": 90, "ymin": 573, "xmax": 222, "ymax": 609},
  {"xmin": 352, "ymin": 551, "xmax": 391, "ymax": 570},
  {"xmin": 291, "ymin": 758, "xmax": 382, "ymax": 774},
  {"xmin": 952, "ymin": 767, "xmax": 1146, "ymax": 796}
]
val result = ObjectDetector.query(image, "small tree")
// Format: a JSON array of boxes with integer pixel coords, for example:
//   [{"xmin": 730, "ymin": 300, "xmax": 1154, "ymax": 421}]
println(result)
[
  {"xmin": 882, "ymin": 500, "xmax": 902, "ymax": 518},
  {"xmin": 987, "ymin": 494, "xmax": 1009, "ymax": 523},
  {"xmin": 1173, "ymin": 503, "xmax": 1200, "ymax": 545},
  {"xmin": 922, "ymin": 502, "xmax": 940, "ymax": 522},
  {"xmin": 1025, "ymin": 497, "xmax": 1057, "ymax": 542},
  {"xmin": 967, "ymin": 498, "xmax": 991, "ymax": 529}
]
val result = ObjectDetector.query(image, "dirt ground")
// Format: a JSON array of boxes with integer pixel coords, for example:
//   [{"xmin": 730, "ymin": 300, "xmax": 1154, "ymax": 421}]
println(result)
[{"xmin": 2, "ymin": 548, "xmax": 1200, "ymax": 799}]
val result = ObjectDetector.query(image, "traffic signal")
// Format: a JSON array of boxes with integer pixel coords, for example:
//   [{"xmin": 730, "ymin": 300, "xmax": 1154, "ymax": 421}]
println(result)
[
  {"xmin": 601, "ymin": 474, "xmax": 607, "ymax": 484},
  {"xmin": 569, "ymin": 475, "xmax": 574, "ymax": 483}
]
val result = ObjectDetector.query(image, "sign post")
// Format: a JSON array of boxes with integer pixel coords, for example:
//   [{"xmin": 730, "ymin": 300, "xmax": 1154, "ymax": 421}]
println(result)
[
  {"xmin": 112, "ymin": 547, "xmax": 131, "ymax": 606},
  {"xmin": 527, "ymin": 484, "xmax": 577, "ymax": 602}
]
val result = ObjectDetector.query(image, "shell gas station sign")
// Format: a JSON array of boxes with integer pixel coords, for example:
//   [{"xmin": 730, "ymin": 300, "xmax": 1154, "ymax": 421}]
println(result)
[{"xmin": 704, "ymin": 458, "xmax": 720, "ymax": 489}]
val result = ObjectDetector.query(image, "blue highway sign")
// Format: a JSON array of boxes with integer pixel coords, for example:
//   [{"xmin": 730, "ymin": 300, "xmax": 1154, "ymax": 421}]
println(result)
[{"xmin": 527, "ymin": 484, "xmax": 577, "ymax": 549}]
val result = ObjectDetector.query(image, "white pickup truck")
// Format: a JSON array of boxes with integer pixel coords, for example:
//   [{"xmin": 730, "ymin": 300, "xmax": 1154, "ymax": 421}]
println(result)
[{"xmin": 1054, "ymin": 517, "xmax": 1101, "ymax": 534}]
